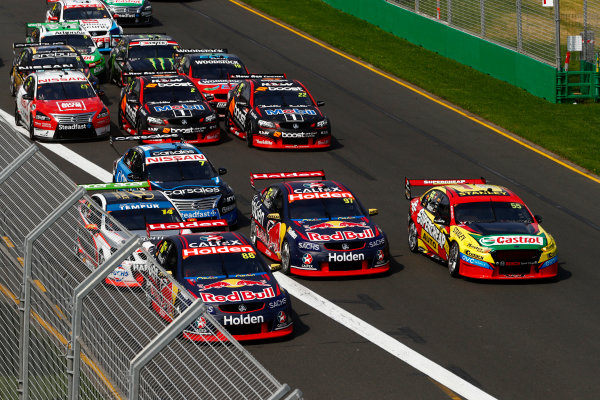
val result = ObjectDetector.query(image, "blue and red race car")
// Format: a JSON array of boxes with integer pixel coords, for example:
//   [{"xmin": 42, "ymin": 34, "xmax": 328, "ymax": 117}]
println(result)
[
  {"xmin": 146, "ymin": 224, "xmax": 294, "ymax": 341},
  {"xmin": 405, "ymin": 178, "xmax": 558, "ymax": 279},
  {"xmin": 249, "ymin": 171, "xmax": 389, "ymax": 277}
]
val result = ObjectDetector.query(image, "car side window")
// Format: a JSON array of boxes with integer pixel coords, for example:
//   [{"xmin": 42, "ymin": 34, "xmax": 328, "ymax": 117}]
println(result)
[
  {"xmin": 273, "ymin": 191, "xmax": 283, "ymax": 214},
  {"xmin": 23, "ymin": 77, "xmax": 35, "ymax": 96},
  {"xmin": 123, "ymin": 149, "xmax": 135, "ymax": 169},
  {"xmin": 240, "ymin": 83, "xmax": 251, "ymax": 103},
  {"xmin": 424, "ymin": 190, "xmax": 442, "ymax": 214},
  {"xmin": 435, "ymin": 193, "xmax": 450, "ymax": 221},
  {"xmin": 130, "ymin": 151, "xmax": 144, "ymax": 175},
  {"xmin": 262, "ymin": 186, "xmax": 279, "ymax": 210},
  {"xmin": 132, "ymin": 80, "xmax": 141, "ymax": 99}
]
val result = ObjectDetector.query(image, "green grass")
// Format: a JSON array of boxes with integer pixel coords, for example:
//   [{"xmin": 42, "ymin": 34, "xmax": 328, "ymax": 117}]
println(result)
[{"xmin": 242, "ymin": 0, "xmax": 600, "ymax": 176}]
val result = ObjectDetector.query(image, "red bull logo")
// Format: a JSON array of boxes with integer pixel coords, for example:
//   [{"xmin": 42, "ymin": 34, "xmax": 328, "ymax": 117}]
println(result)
[
  {"xmin": 305, "ymin": 220, "xmax": 366, "ymax": 231},
  {"xmin": 198, "ymin": 278, "xmax": 269, "ymax": 291},
  {"xmin": 200, "ymin": 287, "xmax": 275, "ymax": 303}
]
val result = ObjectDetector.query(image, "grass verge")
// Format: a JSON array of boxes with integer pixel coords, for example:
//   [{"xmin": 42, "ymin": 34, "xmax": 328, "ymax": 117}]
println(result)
[{"xmin": 240, "ymin": 0, "xmax": 600, "ymax": 176}]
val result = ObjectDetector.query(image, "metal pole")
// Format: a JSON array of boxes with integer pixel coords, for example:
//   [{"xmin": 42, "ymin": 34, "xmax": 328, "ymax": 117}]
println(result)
[
  {"xmin": 480, "ymin": 0, "xmax": 486, "ymax": 38},
  {"xmin": 448, "ymin": 0, "xmax": 452, "ymax": 26},
  {"xmin": 555, "ymin": 0, "xmax": 561, "ymax": 69},
  {"xmin": 18, "ymin": 186, "xmax": 85, "ymax": 400},
  {"xmin": 517, "ymin": 0, "xmax": 523, "ymax": 52},
  {"xmin": 415, "ymin": 0, "xmax": 419, "ymax": 13},
  {"xmin": 0, "ymin": 145, "xmax": 37, "ymax": 185},
  {"xmin": 583, "ymin": 0, "xmax": 588, "ymax": 62},
  {"xmin": 68, "ymin": 236, "xmax": 140, "ymax": 400}
]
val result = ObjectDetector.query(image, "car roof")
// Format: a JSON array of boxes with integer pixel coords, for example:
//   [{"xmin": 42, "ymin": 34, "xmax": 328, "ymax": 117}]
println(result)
[
  {"xmin": 277, "ymin": 180, "xmax": 349, "ymax": 195},
  {"xmin": 35, "ymin": 69, "xmax": 88, "ymax": 81},
  {"xmin": 137, "ymin": 142, "xmax": 203, "ymax": 156},
  {"xmin": 174, "ymin": 232, "xmax": 251, "ymax": 250},
  {"xmin": 439, "ymin": 184, "xmax": 523, "ymax": 204}
]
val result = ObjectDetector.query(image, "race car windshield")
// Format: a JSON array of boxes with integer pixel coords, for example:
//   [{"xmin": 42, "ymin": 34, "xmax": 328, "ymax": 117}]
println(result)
[
  {"xmin": 63, "ymin": 7, "xmax": 111, "ymax": 20},
  {"xmin": 42, "ymin": 34, "xmax": 95, "ymax": 49},
  {"xmin": 454, "ymin": 202, "xmax": 534, "ymax": 224},
  {"xmin": 146, "ymin": 161, "xmax": 217, "ymax": 181},
  {"xmin": 37, "ymin": 82, "xmax": 96, "ymax": 100},
  {"xmin": 32, "ymin": 56, "xmax": 83, "ymax": 69},
  {"xmin": 183, "ymin": 253, "xmax": 268, "ymax": 277},
  {"xmin": 253, "ymin": 89, "xmax": 313, "ymax": 107},
  {"xmin": 143, "ymin": 85, "xmax": 204, "ymax": 103},
  {"xmin": 289, "ymin": 198, "xmax": 365, "ymax": 220},
  {"xmin": 128, "ymin": 45, "xmax": 177, "ymax": 59},
  {"xmin": 191, "ymin": 61, "xmax": 245, "ymax": 79},
  {"xmin": 109, "ymin": 207, "xmax": 182, "ymax": 231}
]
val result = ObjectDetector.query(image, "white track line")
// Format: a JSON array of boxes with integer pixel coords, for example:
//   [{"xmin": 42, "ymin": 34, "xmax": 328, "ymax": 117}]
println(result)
[{"xmin": 0, "ymin": 108, "xmax": 496, "ymax": 400}]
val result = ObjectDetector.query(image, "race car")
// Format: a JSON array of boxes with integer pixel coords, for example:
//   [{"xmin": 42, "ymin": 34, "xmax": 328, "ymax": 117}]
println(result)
[
  {"xmin": 249, "ymin": 171, "xmax": 390, "ymax": 277},
  {"xmin": 10, "ymin": 43, "xmax": 99, "ymax": 95},
  {"xmin": 225, "ymin": 74, "xmax": 331, "ymax": 149},
  {"xmin": 405, "ymin": 178, "xmax": 558, "ymax": 280},
  {"xmin": 46, "ymin": 0, "xmax": 123, "ymax": 52},
  {"xmin": 14, "ymin": 70, "xmax": 110, "ymax": 141},
  {"xmin": 147, "ymin": 230, "xmax": 294, "ymax": 341},
  {"xmin": 117, "ymin": 74, "xmax": 219, "ymax": 144},
  {"xmin": 26, "ymin": 22, "xmax": 106, "ymax": 77},
  {"xmin": 108, "ymin": 33, "xmax": 179, "ymax": 86},
  {"xmin": 76, "ymin": 185, "xmax": 186, "ymax": 287},
  {"xmin": 175, "ymin": 49, "xmax": 248, "ymax": 117},
  {"xmin": 112, "ymin": 143, "xmax": 237, "ymax": 225},
  {"xmin": 99, "ymin": 0, "xmax": 153, "ymax": 25}
]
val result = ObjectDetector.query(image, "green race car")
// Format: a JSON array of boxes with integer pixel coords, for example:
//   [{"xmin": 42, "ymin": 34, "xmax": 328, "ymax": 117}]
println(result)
[
  {"xmin": 100, "ymin": 0, "xmax": 153, "ymax": 26},
  {"xmin": 26, "ymin": 22, "xmax": 106, "ymax": 77}
]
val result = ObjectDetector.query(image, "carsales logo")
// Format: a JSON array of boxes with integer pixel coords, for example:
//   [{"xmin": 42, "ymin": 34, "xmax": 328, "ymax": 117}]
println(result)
[
  {"xmin": 288, "ymin": 191, "xmax": 353, "ymax": 202},
  {"xmin": 479, "ymin": 236, "xmax": 543, "ymax": 246}
]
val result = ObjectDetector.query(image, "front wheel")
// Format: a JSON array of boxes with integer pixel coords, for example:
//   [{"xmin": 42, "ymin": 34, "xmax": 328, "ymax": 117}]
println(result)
[
  {"xmin": 280, "ymin": 240, "xmax": 291, "ymax": 275},
  {"xmin": 245, "ymin": 121, "xmax": 254, "ymax": 148},
  {"xmin": 28, "ymin": 115, "xmax": 35, "ymax": 141},
  {"xmin": 14, "ymin": 104, "xmax": 21, "ymax": 127},
  {"xmin": 447, "ymin": 242, "xmax": 460, "ymax": 278},
  {"xmin": 9, "ymin": 74, "xmax": 16, "ymax": 97},
  {"xmin": 408, "ymin": 221, "xmax": 418, "ymax": 253},
  {"xmin": 249, "ymin": 219, "xmax": 257, "ymax": 246},
  {"xmin": 136, "ymin": 120, "xmax": 145, "ymax": 143}
]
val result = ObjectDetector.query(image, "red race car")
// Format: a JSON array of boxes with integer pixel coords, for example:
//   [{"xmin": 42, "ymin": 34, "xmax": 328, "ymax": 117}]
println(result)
[
  {"xmin": 406, "ymin": 178, "xmax": 558, "ymax": 280},
  {"xmin": 225, "ymin": 74, "xmax": 331, "ymax": 149},
  {"xmin": 15, "ymin": 69, "xmax": 110, "ymax": 141}
]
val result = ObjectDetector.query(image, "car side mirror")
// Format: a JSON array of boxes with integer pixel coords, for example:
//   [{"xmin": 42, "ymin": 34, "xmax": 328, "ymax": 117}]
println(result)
[
  {"xmin": 236, "ymin": 100, "xmax": 248, "ymax": 107},
  {"xmin": 128, "ymin": 98, "xmax": 139, "ymax": 105},
  {"xmin": 316, "ymin": 100, "xmax": 325, "ymax": 107},
  {"xmin": 218, "ymin": 167, "xmax": 227, "ymax": 175},
  {"xmin": 96, "ymin": 89, "xmax": 105, "ymax": 97},
  {"xmin": 434, "ymin": 216, "xmax": 449, "ymax": 225},
  {"xmin": 267, "ymin": 213, "xmax": 281, "ymax": 220},
  {"xmin": 269, "ymin": 263, "xmax": 281, "ymax": 272},
  {"xmin": 48, "ymin": 16, "xmax": 58, "ymax": 22},
  {"xmin": 368, "ymin": 208, "xmax": 378, "ymax": 216},
  {"xmin": 115, "ymin": 56, "xmax": 124, "ymax": 62},
  {"xmin": 23, "ymin": 93, "xmax": 33, "ymax": 100},
  {"xmin": 127, "ymin": 172, "xmax": 142, "ymax": 181},
  {"xmin": 534, "ymin": 214, "xmax": 543, "ymax": 223},
  {"xmin": 204, "ymin": 94, "xmax": 214, "ymax": 101}
]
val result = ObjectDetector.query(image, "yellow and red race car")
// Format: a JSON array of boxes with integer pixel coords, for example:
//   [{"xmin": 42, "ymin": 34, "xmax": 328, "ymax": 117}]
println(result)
[{"xmin": 405, "ymin": 178, "xmax": 557, "ymax": 280}]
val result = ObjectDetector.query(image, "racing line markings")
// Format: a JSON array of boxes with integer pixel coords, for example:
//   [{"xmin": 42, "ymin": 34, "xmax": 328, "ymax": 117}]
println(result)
[
  {"xmin": 230, "ymin": 0, "xmax": 600, "ymax": 186},
  {"xmin": 0, "ymin": 107, "xmax": 494, "ymax": 399}
]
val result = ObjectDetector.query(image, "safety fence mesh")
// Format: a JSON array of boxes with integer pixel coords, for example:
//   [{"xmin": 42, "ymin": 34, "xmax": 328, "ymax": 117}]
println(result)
[{"xmin": 0, "ymin": 114, "xmax": 302, "ymax": 400}]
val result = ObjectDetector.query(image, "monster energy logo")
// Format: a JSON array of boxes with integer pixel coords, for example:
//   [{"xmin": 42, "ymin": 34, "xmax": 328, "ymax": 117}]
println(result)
[{"xmin": 147, "ymin": 58, "xmax": 174, "ymax": 71}]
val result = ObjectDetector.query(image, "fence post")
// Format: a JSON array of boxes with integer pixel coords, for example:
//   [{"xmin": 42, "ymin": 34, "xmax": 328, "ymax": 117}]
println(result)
[
  {"xmin": 18, "ymin": 186, "xmax": 85, "ymax": 400},
  {"xmin": 0, "ymin": 145, "xmax": 37, "ymax": 185},
  {"xmin": 447, "ymin": 0, "xmax": 452, "ymax": 26},
  {"xmin": 68, "ymin": 235, "xmax": 140, "ymax": 400},
  {"xmin": 555, "ymin": 0, "xmax": 561, "ymax": 69},
  {"xmin": 480, "ymin": 0, "xmax": 486, "ymax": 38},
  {"xmin": 516, "ymin": 0, "xmax": 523, "ymax": 52},
  {"xmin": 415, "ymin": 0, "xmax": 419, "ymax": 14}
]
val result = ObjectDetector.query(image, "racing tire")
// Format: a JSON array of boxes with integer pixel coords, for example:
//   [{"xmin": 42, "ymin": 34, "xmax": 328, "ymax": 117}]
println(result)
[
  {"xmin": 14, "ymin": 104, "xmax": 21, "ymax": 127},
  {"xmin": 9, "ymin": 74, "xmax": 16, "ymax": 97},
  {"xmin": 245, "ymin": 121, "xmax": 254, "ymax": 148},
  {"xmin": 136, "ymin": 120, "xmax": 145, "ymax": 144},
  {"xmin": 117, "ymin": 107, "xmax": 124, "ymax": 129},
  {"xmin": 280, "ymin": 240, "xmax": 291, "ymax": 275},
  {"xmin": 447, "ymin": 242, "xmax": 460, "ymax": 278},
  {"xmin": 249, "ymin": 219, "xmax": 257, "ymax": 246},
  {"xmin": 408, "ymin": 221, "xmax": 418, "ymax": 253},
  {"xmin": 28, "ymin": 115, "xmax": 35, "ymax": 141},
  {"xmin": 224, "ymin": 111, "xmax": 233, "ymax": 133}
]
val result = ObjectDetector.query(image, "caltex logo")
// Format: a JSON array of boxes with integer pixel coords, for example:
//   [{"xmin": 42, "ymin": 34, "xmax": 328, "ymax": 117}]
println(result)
[
  {"xmin": 278, "ymin": 311, "xmax": 287, "ymax": 323},
  {"xmin": 302, "ymin": 254, "xmax": 313, "ymax": 264}
]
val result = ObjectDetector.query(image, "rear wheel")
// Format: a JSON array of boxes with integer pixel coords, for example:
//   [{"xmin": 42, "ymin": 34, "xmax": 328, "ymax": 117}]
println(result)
[
  {"xmin": 447, "ymin": 242, "xmax": 460, "ymax": 278},
  {"xmin": 9, "ymin": 74, "xmax": 16, "ymax": 97},
  {"xmin": 249, "ymin": 219, "xmax": 257, "ymax": 246},
  {"xmin": 280, "ymin": 240, "xmax": 291, "ymax": 275},
  {"xmin": 408, "ymin": 221, "xmax": 418, "ymax": 253},
  {"xmin": 117, "ymin": 106, "xmax": 124, "ymax": 129},
  {"xmin": 14, "ymin": 104, "xmax": 21, "ymax": 127},
  {"xmin": 136, "ymin": 120, "xmax": 145, "ymax": 143},
  {"xmin": 28, "ymin": 115, "xmax": 35, "ymax": 141},
  {"xmin": 245, "ymin": 121, "xmax": 254, "ymax": 148}
]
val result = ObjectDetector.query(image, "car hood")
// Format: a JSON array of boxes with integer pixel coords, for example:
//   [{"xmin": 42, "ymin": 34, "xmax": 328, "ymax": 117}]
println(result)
[
  {"xmin": 182, "ymin": 273, "xmax": 280, "ymax": 304},
  {"xmin": 292, "ymin": 217, "xmax": 379, "ymax": 242},
  {"xmin": 150, "ymin": 179, "xmax": 225, "ymax": 199},
  {"xmin": 254, "ymin": 106, "xmax": 324, "ymax": 122},
  {"xmin": 39, "ymin": 97, "xmax": 102, "ymax": 115},
  {"xmin": 127, "ymin": 57, "xmax": 175, "ymax": 72},
  {"xmin": 462, "ymin": 222, "xmax": 547, "ymax": 249},
  {"xmin": 146, "ymin": 101, "xmax": 211, "ymax": 118}
]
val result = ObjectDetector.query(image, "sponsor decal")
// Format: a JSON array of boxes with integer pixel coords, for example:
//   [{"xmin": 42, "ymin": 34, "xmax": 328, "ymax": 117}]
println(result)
[
  {"xmin": 221, "ymin": 204, "xmax": 236, "ymax": 214},
  {"xmin": 57, "ymin": 101, "xmax": 86, "ymax": 111},
  {"xmin": 255, "ymin": 138, "xmax": 274, "ymax": 145},
  {"xmin": 376, "ymin": 250, "xmax": 385, "ymax": 262},
  {"xmin": 452, "ymin": 227, "xmax": 466, "ymax": 241},
  {"xmin": 302, "ymin": 254, "xmax": 313, "ymax": 265},
  {"xmin": 118, "ymin": 203, "xmax": 159, "ymax": 210},
  {"xmin": 306, "ymin": 220, "xmax": 366, "ymax": 231},
  {"xmin": 423, "ymin": 180, "xmax": 467, "ymax": 185},
  {"xmin": 147, "ymin": 220, "xmax": 227, "ymax": 231},
  {"xmin": 288, "ymin": 191, "xmax": 353, "ymax": 202},
  {"xmin": 180, "ymin": 209, "xmax": 219, "ymax": 219},
  {"xmin": 198, "ymin": 278, "xmax": 268, "ymax": 290},
  {"xmin": 153, "ymin": 104, "xmax": 205, "ymax": 112},
  {"xmin": 145, "ymin": 154, "xmax": 207, "ymax": 164},
  {"xmin": 416, "ymin": 209, "xmax": 447, "ymax": 248},
  {"xmin": 223, "ymin": 315, "xmax": 264, "ymax": 325},
  {"xmin": 456, "ymin": 189, "xmax": 509, "ymax": 197},
  {"xmin": 298, "ymin": 241, "xmax": 319, "ymax": 251},
  {"xmin": 277, "ymin": 311, "xmax": 287, "ymax": 324},
  {"xmin": 479, "ymin": 236, "xmax": 544, "ymax": 246},
  {"xmin": 163, "ymin": 187, "xmax": 219, "ymax": 195},
  {"xmin": 152, "ymin": 149, "xmax": 196, "ymax": 156},
  {"xmin": 200, "ymin": 287, "xmax": 275, "ymax": 303},
  {"xmin": 58, "ymin": 123, "xmax": 88, "ymax": 130},
  {"xmin": 421, "ymin": 231, "xmax": 438, "ymax": 251},
  {"xmin": 287, "ymin": 227, "xmax": 297, "ymax": 239},
  {"xmin": 189, "ymin": 239, "xmax": 241, "ymax": 248},
  {"xmin": 183, "ymin": 245, "xmax": 254, "ymax": 258},
  {"xmin": 540, "ymin": 256, "xmax": 557, "ymax": 269},
  {"xmin": 460, "ymin": 253, "xmax": 492, "ymax": 269},
  {"xmin": 369, "ymin": 238, "xmax": 385, "ymax": 248},
  {"xmin": 269, "ymin": 298, "xmax": 287, "ymax": 308},
  {"xmin": 194, "ymin": 59, "xmax": 240, "ymax": 65},
  {"xmin": 281, "ymin": 132, "xmax": 316, "ymax": 138},
  {"xmin": 307, "ymin": 229, "xmax": 375, "ymax": 242},
  {"xmin": 328, "ymin": 252, "xmax": 364, "ymax": 262},
  {"xmin": 464, "ymin": 249, "xmax": 484, "ymax": 260},
  {"xmin": 264, "ymin": 108, "xmax": 317, "ymax": 116},
  {"xmin": 292, "ymin": 185, "xmax": 340, "ymax": 194}
]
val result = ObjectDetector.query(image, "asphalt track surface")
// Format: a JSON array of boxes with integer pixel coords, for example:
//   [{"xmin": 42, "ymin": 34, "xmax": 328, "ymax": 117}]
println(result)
[{"xmin": 2, "ymin": 1, "xmax": 600, "ymax": 399}]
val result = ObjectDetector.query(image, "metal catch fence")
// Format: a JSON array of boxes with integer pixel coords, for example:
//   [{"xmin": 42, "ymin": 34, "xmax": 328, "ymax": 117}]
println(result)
[{"xmin": 0, "ymin": 114, "xmax": 302, "ymax": 400}]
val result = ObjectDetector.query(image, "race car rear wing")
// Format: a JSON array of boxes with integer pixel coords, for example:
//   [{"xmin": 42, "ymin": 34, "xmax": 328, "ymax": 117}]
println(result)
[
  {"xmin": 229, "ymin": 74, "xmax": 286, "ymax": 80},
  {"xmin": 13, "ymin": 41, "xmax": 66, "ymax": 49},
  {"xmin": 122, "ymin": 71, "xmax": 178, "ymax": 78},
  {"xmin": 16, "ymin": 63, "xmax": 78, "ymax": 73},
  {"xmin": 404, "ymin": 177, "xmax": 487, "ymax": 200},
  {"xmin": 146, "ymin": 219, "xmax": 229, "ymax": 237},
  {"xmin": 250, "ymin": 170, "xmax": 326, "ymax": 190},
  {"xmin": 109, "ymin": 133, "xmax": 182, "ymax": 145},
  {"xmin": 175, "ymin": 48, "xmax": 227, "ymax": 54},
  {"xmin": 79, "ymin": 181, "xmax": 150, "ymax": 191}
]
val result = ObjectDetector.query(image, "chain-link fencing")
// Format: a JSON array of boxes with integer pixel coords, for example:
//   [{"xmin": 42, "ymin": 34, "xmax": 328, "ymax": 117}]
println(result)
[{"xmin": 0, "ymin": 114, "xmax": 302, "ymax": 400}]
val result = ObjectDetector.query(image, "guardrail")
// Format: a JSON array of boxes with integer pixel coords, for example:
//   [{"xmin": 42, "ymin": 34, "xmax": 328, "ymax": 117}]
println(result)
[{"xmin": 0, "ymin": 114, "xmax": 302, "ymax": 400}]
